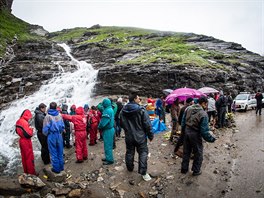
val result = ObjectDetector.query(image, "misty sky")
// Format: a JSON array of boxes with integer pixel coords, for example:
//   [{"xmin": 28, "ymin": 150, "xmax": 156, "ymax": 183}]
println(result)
[{"xmin": 12, "ymin": 0, "xmax": 263, "ymax": 55}]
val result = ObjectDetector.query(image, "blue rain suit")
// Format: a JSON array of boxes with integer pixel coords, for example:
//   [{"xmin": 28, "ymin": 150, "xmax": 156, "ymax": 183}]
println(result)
[
  {"xmin": 98, "ymin": 98, "xmax": 115, "ymax": 163},
  {"xmin": 43, "ymin": 109, "xmax": 65, "ymax": 173}
]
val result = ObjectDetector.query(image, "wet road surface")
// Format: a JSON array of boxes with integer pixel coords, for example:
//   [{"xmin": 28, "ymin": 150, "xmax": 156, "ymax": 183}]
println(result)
[{"xmin": 225, "ymin": 110, "xmax": 264, "ymax": 198}]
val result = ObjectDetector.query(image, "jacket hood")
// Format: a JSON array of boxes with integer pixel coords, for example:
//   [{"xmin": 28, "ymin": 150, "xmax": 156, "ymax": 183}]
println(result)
[
  {"xmin": 21, "ymin": 109, "xmax": 32, "ymax": 121},
  {"xmin": 76, "ymin": 107, "xmax": 84, "ymax": 115},
  {"xmin": 189, "ymin": 104, "xmax": 203, "ymax": 114},
  {"xmin": 70, "ymin": 105, "xmax": 76, "ymax": 111},
  {"xmin": 122, "ymin": 102, "xmax": 141, "ymax": 116},
  {"xmin": 102, "ymin": 98, "xmax": 112, "ymax": 108},
  {"xmin": 48, "ymin": 109, "xmax": 59, "ymax": 116},
  {"xmin": 34, "ymin": 107, "xmax": 42, "ymax": 114},
  {"xmin": 62, "ymin": 104, "xmax": 68, "ymax": 111}
]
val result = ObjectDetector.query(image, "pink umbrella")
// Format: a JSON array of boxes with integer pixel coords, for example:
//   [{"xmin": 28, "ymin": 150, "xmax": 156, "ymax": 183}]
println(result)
[
  {"xmin": 198, "ymin": 87, "xmax": 219, "ymax": 94},
  {"xmin": 165, "ymin": 88, "xmax": 205, "ymax": 104}
]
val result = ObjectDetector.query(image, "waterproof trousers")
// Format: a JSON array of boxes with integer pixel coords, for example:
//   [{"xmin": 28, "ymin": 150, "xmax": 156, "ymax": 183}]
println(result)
[
  {"xmin": 256, "ymin": 105, "xmax": 262, "ymax": 115},
  {"xmin": 19, "ymin": 138, "xmax": 36, "ymax": 175},
  {"xmin": 181, "ymin": 130, "xmax": 203, "ymax": 173},
  {"xmin": 217, "ymin": 107, "xmax": 226, "ymax": 128},
  {"xmin": 75, "ymin": 130, "xmax": 88, "ymax": 160},
  {"xmin": 63, "ymin": 127, "xmax": 71, "ymax": 147},
  {"xmin": 125, "ymin": 139, "xmax": 148, "ymax": 175},
  {"xmin": 47, "ymin": 133, "xmax": 64, "ymax": 173},
  {"xmin": 103, "ymin": 128, "xmax": 115, "ymax": 163},
  {"xmin": 89, "ymin": 124, "xmax": 98, "ymax": 145},
  {"xmin": 37, "ymin": 132, "xmax": 50, "ymax": 164}
]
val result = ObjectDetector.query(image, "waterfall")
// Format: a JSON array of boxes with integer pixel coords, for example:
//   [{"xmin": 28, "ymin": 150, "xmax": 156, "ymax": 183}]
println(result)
[{"xmin": 0, "ymin": 43, "xmax": 99, "ymax": 175}]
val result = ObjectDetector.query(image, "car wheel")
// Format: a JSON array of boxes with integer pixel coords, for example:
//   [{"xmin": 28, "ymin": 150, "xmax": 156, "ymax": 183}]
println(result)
[{"xmin": 244, "ymin": 105, "xmax": 248, "ymax": 112}]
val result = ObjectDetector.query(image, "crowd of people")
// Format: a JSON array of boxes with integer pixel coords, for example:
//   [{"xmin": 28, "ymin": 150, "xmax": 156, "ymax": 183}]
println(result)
[{"xmin": 15, "ymin": 89, "xmax": 263, "ymax": 180}]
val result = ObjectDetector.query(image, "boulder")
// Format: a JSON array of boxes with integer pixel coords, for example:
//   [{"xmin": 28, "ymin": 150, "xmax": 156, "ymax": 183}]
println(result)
[
  {"xmin": 43, "ymin": 167, "xmax": 67, "ymax": 183},
  {"xmin": 18, "ymin": 173, "xmax": 46, "ymax": 188}
]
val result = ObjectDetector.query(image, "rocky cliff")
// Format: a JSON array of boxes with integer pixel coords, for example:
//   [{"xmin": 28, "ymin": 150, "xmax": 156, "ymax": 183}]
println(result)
[
  {"xmin": 1, "ymin": 16, "xmax": 264, "ymax": 110},
  {"xmin": 52, "ymin": 27, "xmax": 264, "ymax": 97}
]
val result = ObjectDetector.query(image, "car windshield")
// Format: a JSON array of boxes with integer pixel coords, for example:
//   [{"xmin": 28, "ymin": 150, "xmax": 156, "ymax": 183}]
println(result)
[{"xmin": 235, "ymin": 94, "xmax": 248, "ymax": 100}]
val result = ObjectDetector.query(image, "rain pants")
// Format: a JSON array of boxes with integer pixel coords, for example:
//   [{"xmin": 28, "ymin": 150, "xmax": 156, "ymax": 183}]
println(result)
[
  {"xmin": 43, "ymin": 109, "xmax": 65, "ymax": 173},
  {"xmin": 16, "ymin": 109, "xmax": 36, "ymax": 175},
  {"xmin": 98, "ymin": 98, "xmax": 115, "ymax": 163},
  {"xmin": 62, "ymin": 107, "xmax": 88, "ymax": 161}
]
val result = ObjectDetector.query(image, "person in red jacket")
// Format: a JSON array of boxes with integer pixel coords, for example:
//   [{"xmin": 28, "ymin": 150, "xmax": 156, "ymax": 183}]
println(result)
[
  {"xmin": 15, "ymin": 109, "xmax": 36, "ymax": 175},
  {"xmin": 87, "ymin": 106, "xmax": 101, "ymax": 146},
  {"xmin": 62, "ymin": 107, "xmax": 88, "ymax": 163}
]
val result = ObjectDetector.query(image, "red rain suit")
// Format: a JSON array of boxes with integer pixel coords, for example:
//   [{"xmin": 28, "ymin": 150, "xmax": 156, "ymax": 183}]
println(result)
[
  {"xmin": 15, "ymin": 109, "xmax": 36, "ymax": 175},
  {"xmin": 87, "ymin": 109, "xmax": 101, "ymax": 145},
  {"xmin": 62, "ymin": 107, "xmax": 88, "ymax": 161}
]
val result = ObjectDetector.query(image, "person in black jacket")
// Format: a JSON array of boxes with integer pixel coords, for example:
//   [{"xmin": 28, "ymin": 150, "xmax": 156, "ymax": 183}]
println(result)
[
  {"xmin": 215, "ymin": 91, "xmax": 227, "ymax": 128},
  {"xmin": 34, "ymin": 103, "xmax": 50, "ymax": 164},
  {"xmin": 255, "ymin": 90, "xmax": 263, "ymax": 115},
  {"xmin": 61, "ymin": 104, "xmax": 72, "ymax": 148},
  {"xmin": 120, "ymin": 93, "xmax": 154, "ymax": 181}
]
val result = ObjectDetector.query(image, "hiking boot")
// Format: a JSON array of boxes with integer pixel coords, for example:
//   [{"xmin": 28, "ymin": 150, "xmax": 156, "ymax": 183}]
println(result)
[
  {"xmin": 181, "ymin": 169, "xmax": 188, "ymax": 174},
  {"xmin": 103, "ymin": 161, "xmax": 114, "ymax": 165},
  {"xmin": 75, "ymin": 160, "xmax": 83, "ymax": 163},
  {"xmin": 83, "ymin": 157, "xmax": 88, "ymax": 160},
  {"xmin": 66, "ymin": 144, "xmax": 72, "ymax": 149},
  {"xmin": 192, "ymin": 171, "xmax": 202, "ymax": 176},
  {"xmin": 101, "ymin": 158, "xmax": 107, "ymax": 161},
  {"xmin": 142, "ymin": 173, "xmax": 151, "ymax": 181}
]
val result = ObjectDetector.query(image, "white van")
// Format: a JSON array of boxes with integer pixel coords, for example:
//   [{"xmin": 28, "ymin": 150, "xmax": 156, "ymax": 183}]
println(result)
[{"xmin": 234, "ymin": 92, "xmax": 256, "ymax": 112}]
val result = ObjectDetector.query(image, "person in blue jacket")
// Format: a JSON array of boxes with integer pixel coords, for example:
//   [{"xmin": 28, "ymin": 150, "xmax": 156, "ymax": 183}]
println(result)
[
  {"xmin": 43, "ymin": 102, "xmax": 65, "ymax": 173},
  {"xmin": 181, "ymin": 96, "xmax": 216, "ymax": 176},
  {"xmin": 98, "ymin": 98, "xmax": 115, "ymax": 165}
]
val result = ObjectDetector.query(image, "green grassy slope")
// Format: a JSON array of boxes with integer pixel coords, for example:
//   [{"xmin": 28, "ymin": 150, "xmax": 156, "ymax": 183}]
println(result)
[
  {"xmin": 50, "ymin": 26, "xmax": 228, "ymax": 70},
  {"xmin": 0, "ymin": 9, "xmax": 43, "ymax": 56}
]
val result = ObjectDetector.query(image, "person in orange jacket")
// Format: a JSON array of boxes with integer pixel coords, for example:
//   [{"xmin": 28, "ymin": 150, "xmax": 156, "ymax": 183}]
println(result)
[
  {"xmin": 62, "ymin": 106, "xmax": 88, "ymax": 163},
  {"xmin": 15, "ymin": 109, "xmax": 36, "ymax": 175}
]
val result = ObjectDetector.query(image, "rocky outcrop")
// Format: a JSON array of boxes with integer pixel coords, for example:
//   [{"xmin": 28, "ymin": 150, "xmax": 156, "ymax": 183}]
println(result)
[
  {"xmin": 1, "ymin": 24, "xmax": 264, "ymax": 109},
  {"xmin": 69, "ymin": 33, "xmax": 264, "ymax": 97},
  {"xmin": 0, "ymin": 40, "xmax": 76, "ymax": 110},
  {"xmin": 0, "ymin": 0, "xmax": 13, "ymax": 11}
]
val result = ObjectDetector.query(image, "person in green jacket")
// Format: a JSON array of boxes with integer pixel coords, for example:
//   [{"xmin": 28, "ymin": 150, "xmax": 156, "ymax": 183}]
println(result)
[
  {"xmin": 181, "ymin": 96, "xmax": 216, "ymax": 176},
  {"xmin": 98, "ymin": 98, "xmax": 115, "ymax": 165}
]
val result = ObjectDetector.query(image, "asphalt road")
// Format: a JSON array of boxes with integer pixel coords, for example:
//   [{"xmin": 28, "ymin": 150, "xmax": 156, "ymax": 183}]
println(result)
[{"xmin": 225, "ymin": 110, "xmax": 264, "ymax": 198}]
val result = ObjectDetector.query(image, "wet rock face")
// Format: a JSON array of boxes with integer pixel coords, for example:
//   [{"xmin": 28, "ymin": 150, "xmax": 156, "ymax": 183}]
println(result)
[
  {"xmin": 1, "ymin": 31, "xmax": 264, "ymax": 110},
  {"xmin": 0, "ymin": 40, "xmax": 76, "ymax": 110},
  {"xmin": 70, "ymin": 33, "xmax": 264, "ymax": 97}
]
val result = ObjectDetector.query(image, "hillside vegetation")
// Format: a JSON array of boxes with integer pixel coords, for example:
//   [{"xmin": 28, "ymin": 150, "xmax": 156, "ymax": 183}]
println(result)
[
  {"xmin": 49, "ymin": 26, "xmax": 228, "ymax": 70},
  {"xmin": 0, "ymin": 9, "xmax": 43, "ymax": 56}
]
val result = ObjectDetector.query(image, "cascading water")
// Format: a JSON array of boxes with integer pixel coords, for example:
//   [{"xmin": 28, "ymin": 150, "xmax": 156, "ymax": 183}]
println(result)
[{"xmin": 0, "ymin": 43, "xmax": 99, "ymax": 175}]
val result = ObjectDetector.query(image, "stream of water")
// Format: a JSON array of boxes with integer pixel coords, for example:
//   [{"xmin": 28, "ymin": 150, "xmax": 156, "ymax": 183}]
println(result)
[{"xmin": 0, "ymin": 43, "xmax": 98, "ymax": 174}]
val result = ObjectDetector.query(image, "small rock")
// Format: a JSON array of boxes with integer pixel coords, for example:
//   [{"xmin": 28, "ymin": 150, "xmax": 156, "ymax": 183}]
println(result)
[
  {"xmin": 138, "ymin": 192, "xmax": 147, "ymax": 198},
  {"xmin": 44, "ymin": 193, "xmax": 55, "ymax": 198},
  {"xmin": 114, "ymin": 166, "xmax": 124, "ymax": 171},
  {"xmin": 110, "ymin": 182, "xmax": 121, "ymax": 190},
  {"xmin": 97, "ymin": 176, "xmax": 104, "ymax": 182},
  {"xmin": 166, "ymin": 175, "xmax": 174, "ymax": 180},
  {"xmin": 117, "ymin": 189, "xmax": 126, "ymax": 198},
  {"xmin": 149, "ymin": 190, "xmax": 158, "ymax": 196},
  {"xmin": 52, "ymin": 187, "xmax": 71, "ymax": 196},
  {"xmin": 18, "ymin": 174, "xmax": 46, "ymax": 188},
  {"xmin": 129, "ymin": 180, "xmax": 135, "ymax": 185},
  {"xmin": 68, "ymin": 189, "xmax": 82, "ymax": 198},
  {"xmin": 213, "ymin": 170, "xmax": 218, "ymax": 174},
  {"xmin": 43, "ymin": 167, "xmax": 67, "ymax": 183}
]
